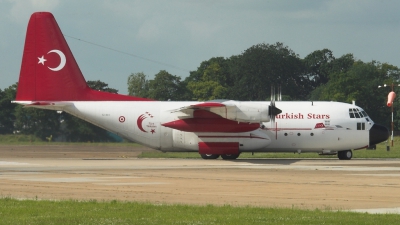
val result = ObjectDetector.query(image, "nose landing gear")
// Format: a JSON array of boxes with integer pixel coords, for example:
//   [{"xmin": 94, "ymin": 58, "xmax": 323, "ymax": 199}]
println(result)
[{"xmin": 337, "ymin": 150, "xmax": 352, "ymax": 160}]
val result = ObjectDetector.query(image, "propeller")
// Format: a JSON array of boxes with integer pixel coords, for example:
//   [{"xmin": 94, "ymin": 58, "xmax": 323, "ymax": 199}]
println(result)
[{"xmin": 269, "ymin": 86, "xmax": 282, "ymax": 124}]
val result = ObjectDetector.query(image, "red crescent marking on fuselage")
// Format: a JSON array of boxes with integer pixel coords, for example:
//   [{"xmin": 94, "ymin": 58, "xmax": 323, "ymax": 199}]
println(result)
[{"xmin": 137, "ymin": 114, "xmax": 147, "ymax": 133}]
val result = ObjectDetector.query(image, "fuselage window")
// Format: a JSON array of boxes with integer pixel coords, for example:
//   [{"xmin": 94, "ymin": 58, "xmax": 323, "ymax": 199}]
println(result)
[{"xmin": 357, "ymin": 122, "xmax": 366, "ymax": 130}]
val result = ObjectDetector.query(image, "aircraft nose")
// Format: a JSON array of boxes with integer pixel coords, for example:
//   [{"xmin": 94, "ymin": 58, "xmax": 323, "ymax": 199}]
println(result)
[{"xmin": 369, "ymin": 124, "xmax": 389, "ymax": 146}]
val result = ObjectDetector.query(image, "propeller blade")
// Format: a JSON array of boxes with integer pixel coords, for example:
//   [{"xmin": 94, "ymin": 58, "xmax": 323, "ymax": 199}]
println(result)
[
  {"xmin": 271, "ymin": 86, "xmax": 275, "ymax": 106},
  {"xmin": 278, "ymin": 85, "xmax": 282, "ymax": 101},
  {"xmin": 269, "ymin": 85, "xmax": 281, "ymax": 127}
]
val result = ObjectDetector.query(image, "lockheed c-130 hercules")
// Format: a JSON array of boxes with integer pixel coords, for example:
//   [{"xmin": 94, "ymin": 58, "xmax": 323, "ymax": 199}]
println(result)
[{"xmin": 13, "ymin": 12, "xmax": 389, "ymax": 160}]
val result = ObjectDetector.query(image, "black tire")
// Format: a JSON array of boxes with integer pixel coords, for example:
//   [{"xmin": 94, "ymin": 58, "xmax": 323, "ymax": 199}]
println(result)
[
  {"xmin": 221, "ymin": 154, "xmax": 240, "ymax": 160},
  {"xmin": 338, "ymin": 150, "xmax": 352, "ymax": 160},
  {"xmin": 200, "ymin": 154, "xmax": 220, "ymax": 159}
]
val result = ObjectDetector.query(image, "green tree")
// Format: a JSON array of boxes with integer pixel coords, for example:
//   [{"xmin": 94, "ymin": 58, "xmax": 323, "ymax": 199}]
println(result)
[
  {"xmin": 127, "ymin": 72, "xmax": 149, "ymax": 97},
  {"xmin": 188, "ymin": 80, "xmax": 227, "ymax": 101},
  {"xmin": 62, "ymin": 113, "xmax": 113, "ymax": 142},
  {"xmin": 314, "ymin": 60, "xmax": 400, "ymax": 125},
  {"xmin": 308, "ymin": 53, "xmax": 356, "ymax": 101},
  {"xmin": 0, "ymin": 84, "xmax": 17, "ymax": 134},
  {"xmin": 187, "ymin": 58, "xmax": 231, "ymax": 101},
  {"xmin": 330, "ymin": 53, "xmax": 355, "ymax": 74},
  {"xmin": 229, "ymin": 42, "xmax": 308, "ymax": 100},
  {"xmin": 186, "ymin": 57, "xmax": 232, "ymax": 85},
  {"xmin": 378, "ymin": 63, "xmax": 400, "ymax": 128},
  {"xmin": 147, "ymin": 70, "xmax": 186, "ymax": 100},
  {"xmin": 87, "ymin": 80, "xmax": 118, "ymax": 93},
  {"xmin": 14, "ymin": 106, "xmax": 60, "ymax": 140},
  {"xmin": 303, "ymin": 49, "xmax": 335, "ymax": 88},
  {"xmin": 13, "ymin": 80, "xmax": 120, "ymax": 142}
]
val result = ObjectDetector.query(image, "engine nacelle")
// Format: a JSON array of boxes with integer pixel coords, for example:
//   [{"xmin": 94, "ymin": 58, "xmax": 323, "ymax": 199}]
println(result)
[{"xmin": 209, "ymin": 101, "xmax": 271, "ymax": 123}]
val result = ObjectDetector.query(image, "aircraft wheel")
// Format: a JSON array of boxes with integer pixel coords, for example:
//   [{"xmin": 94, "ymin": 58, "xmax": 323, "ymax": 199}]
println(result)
[
  {"xmin": 200, "ymin": 154, "xmax": 220, "ymax": 159},
  {"xmin": 221, "ymin": 154, "xmax": 240, "ymax": 160},
  {"xmin": 338, "ymin": 150, "xmax": 352, "ymax": 160}
]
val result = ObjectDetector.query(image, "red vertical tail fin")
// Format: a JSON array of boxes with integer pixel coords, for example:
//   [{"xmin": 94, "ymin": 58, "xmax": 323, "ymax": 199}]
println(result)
[{"xmin": 16, "ymin": 12, "xmax": 150, "ymax": 101}]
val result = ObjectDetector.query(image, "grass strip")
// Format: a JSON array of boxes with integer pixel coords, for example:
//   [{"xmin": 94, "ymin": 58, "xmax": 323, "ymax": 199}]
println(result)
[
  {"xmin": 0, "ymin": 134, "xmax": 140, "ymax": 146},
  {"xmin": 1, "ymin": 134, "xmax": 399, "ymax": 159},
  {"xmin": 139, "ymin": 141, "xmax": 399, "ymax": 159},
  {"xmin": 0, "ymin": 198, "xmax": 399, "ymax": 225}
]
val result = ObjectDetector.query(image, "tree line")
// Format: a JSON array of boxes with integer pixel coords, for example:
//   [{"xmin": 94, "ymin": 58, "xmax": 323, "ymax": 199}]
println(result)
[
  {"xmin": 128, "ymin": 43, "xmax": 400, "ymax": 129},
  {"xmin": 0, "ymin": 81, "xmax": 119, "ymax": 142},
  {"xmin": 1, "ymin": 42, "xmax": 399, "ymax": 141}
]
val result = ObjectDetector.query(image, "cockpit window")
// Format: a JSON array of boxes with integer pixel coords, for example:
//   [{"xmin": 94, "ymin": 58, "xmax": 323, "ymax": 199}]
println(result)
[
  {"xmin": 354, "ymin": 108, "xmax": 361, "ymax": 118},
  {"xmin": 349, "ymin": 108, "xmax": 368, "ymax": 119},
  {"xmin": 361, "ymin": 111, "xmax": 368, "ymax": 117},
  {"xmin": 349, "ymin": 108, "xmax": 355, "ymax": 118}
]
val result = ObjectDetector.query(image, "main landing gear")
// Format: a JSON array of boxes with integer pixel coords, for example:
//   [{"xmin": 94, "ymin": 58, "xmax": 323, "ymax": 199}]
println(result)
[
  {"xmin": 337, "ymin": 150, "xmax": 352, "ymax": 160},
  {"xmin": 220, "ymin": 154, "xmax": 240, "ymax": 160},
  {"xmin": 200, "ymin": 154, "xmax": 220, "ymax": 159},
  {"xmin": 200, "ymin": 154, "xmax": 241, "ymax": 160}
]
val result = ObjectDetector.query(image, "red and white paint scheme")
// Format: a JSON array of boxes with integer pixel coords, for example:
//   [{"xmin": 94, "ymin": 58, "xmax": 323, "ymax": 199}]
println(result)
[{"xmin": 13, "ymin": 12, "xmax": 389, "ymax": 160}]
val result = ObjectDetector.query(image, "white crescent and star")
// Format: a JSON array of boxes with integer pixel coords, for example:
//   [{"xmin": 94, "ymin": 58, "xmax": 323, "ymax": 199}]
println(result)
[{"xmin": 37, "ymin": 49, "xmax": 66, "ymax": 71}]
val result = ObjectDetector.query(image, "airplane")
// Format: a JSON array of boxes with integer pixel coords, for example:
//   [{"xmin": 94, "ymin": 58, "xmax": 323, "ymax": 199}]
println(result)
[{"xmin": 13, "ymin": 12, "xmax": 389, "ymax": 160}]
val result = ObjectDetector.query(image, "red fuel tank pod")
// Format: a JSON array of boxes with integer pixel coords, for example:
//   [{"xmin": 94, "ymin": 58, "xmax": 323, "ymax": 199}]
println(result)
[{"xmin": 387, "ymin": 91, "xmax": 396, "ymax": 107}]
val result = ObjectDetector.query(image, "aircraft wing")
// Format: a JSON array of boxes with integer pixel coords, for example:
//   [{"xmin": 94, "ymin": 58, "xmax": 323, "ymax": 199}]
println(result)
[
  {"xmin": 163, "ymin": 101, "xmax": 265, "ymax": 133},
  {"xmin": 173, "ymin": 101, "xmax": 235, "ymax": 117},
  {"xmin": 169, "ymin": 100, "xmax": 275, "ymax": 123}
]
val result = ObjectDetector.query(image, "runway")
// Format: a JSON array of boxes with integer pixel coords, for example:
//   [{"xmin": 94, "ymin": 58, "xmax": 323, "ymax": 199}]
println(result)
[{"xmin": 1, "ymin": 149, "xmax": 400, "ymax": 213}]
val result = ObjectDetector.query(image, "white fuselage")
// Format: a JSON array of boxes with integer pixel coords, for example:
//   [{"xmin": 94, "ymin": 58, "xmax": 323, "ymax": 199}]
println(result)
[{"xmin": 42, "ymin": 101, "xmax": 372, "ymax": 154}]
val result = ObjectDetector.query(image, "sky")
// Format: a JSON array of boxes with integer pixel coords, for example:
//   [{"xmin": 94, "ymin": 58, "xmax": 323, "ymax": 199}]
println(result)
[{"xmin": 1, "ymin": 0, "xmax": 400, "ymax": 95}]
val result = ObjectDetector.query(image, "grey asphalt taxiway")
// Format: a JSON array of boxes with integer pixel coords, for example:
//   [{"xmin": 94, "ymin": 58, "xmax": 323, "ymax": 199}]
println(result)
[{"xmin": 1, "ymin": 146, "xmax": 400, "ymax": 214}]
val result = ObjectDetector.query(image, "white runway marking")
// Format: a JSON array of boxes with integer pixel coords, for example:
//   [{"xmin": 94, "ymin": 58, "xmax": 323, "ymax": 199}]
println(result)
[
  {"xmin": 10, "ymin": 177, "xmax": 143, "ymax": 183},
  {"xmin": 13, "ymin": 177, "xmax": 108, "ymax": 183},
  {"xmin": 0, "ymin": 161, "xmax": 32, "ymax": 166},
  {"xmin": 349, "ymin": 174, "xmax": 400, "ymax": 177},
  {"xmin": 97, "ymin": 182, "xmax": 167, "ymax": 186},
  {"xmin": 349, "ymin": 207, "xmax": 400, "ymax": 214}
]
